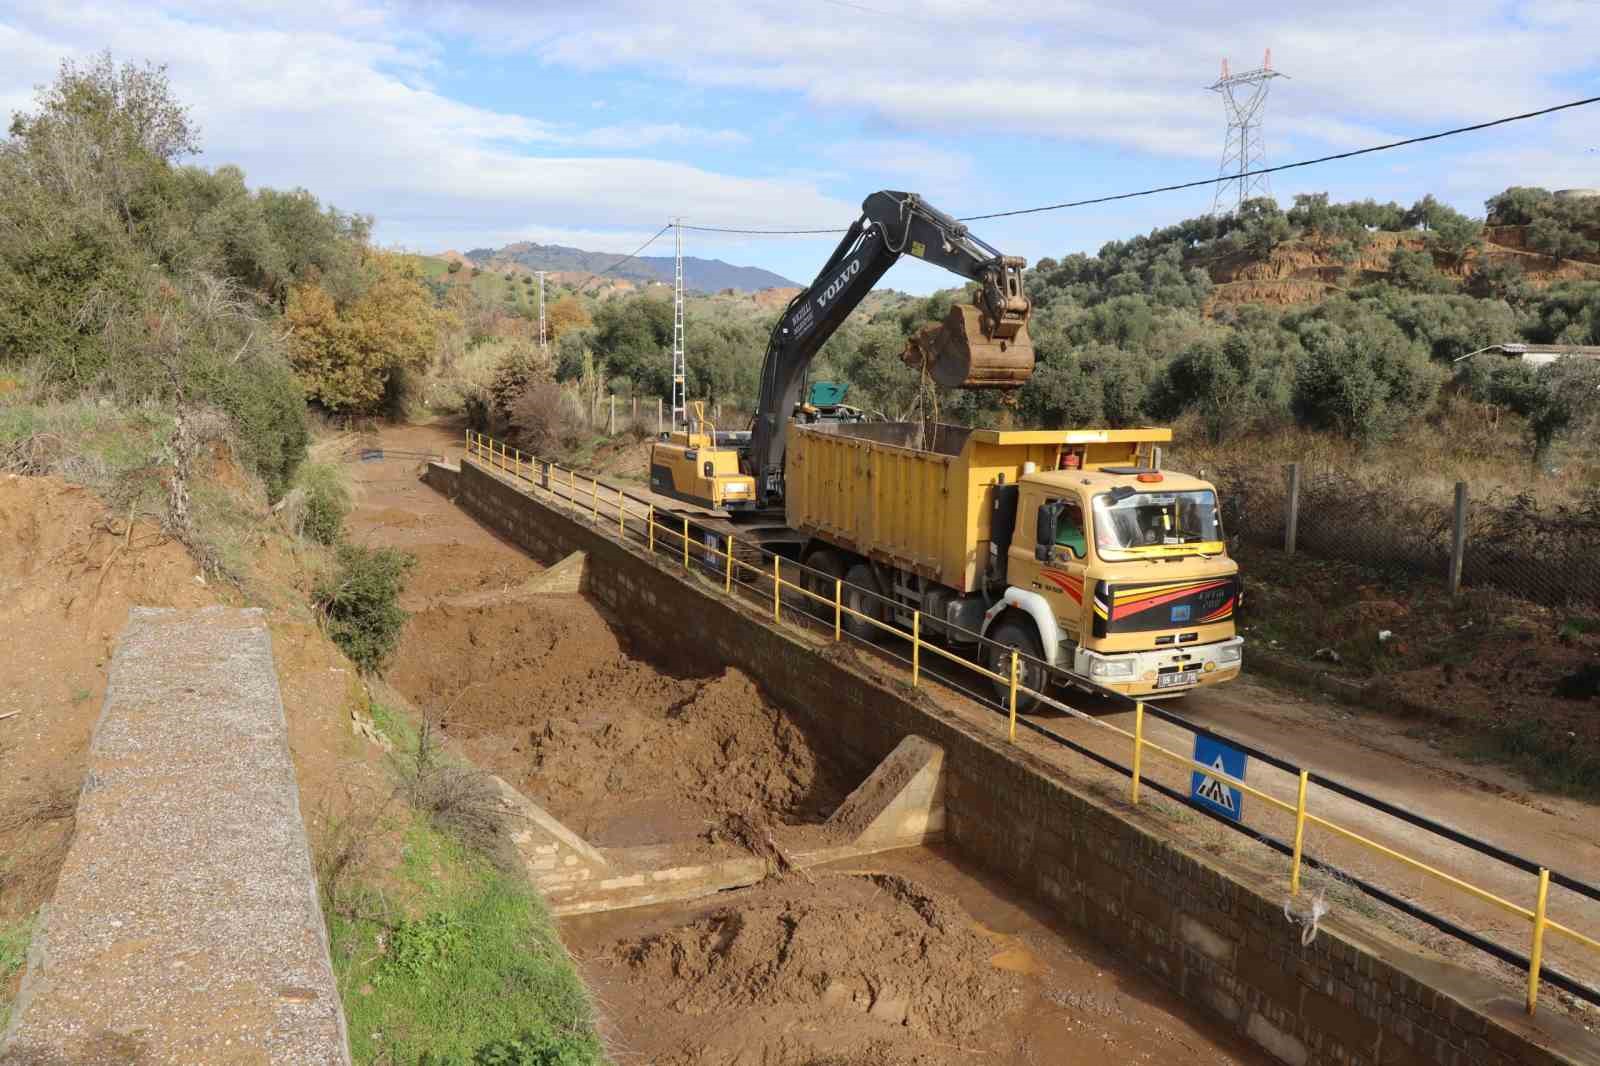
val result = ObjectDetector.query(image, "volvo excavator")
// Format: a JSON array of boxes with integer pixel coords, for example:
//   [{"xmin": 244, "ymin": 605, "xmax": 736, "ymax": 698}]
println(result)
[{"xmin": 649, "ymin": 190, "xmax": 1035, "ymax": 513}]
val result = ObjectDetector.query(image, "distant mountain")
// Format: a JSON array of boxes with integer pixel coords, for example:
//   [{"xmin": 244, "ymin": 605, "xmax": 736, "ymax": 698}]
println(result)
[{"xmin": 461, "ymin": 241, "xmax": 798, "ymax": 293}]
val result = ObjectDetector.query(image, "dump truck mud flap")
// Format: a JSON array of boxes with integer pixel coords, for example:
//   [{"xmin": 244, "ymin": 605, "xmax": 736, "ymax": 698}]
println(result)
[{"xmin": 982, "ymin": 588, "xmax": 1061, "ymax": 667}]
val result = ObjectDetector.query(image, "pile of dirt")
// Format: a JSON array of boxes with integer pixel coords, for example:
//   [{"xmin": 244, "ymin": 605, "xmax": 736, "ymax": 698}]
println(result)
[
  {"xmin": 610, "ymin": 873, "xmax": 1023, "ymax": 1064},
  {"xmin": 386, "ymin": 595, "xmax": 852, "ymax": 844}
]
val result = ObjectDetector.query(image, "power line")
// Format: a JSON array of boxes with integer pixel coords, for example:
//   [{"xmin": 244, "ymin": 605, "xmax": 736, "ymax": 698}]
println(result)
[
  {"xmin": 574, "ymin": 222, "xmax": 674, "ymax": 289},
  {"xmin": 674, "ymin": 94, "xmax": 1600, "ymax": 235}
]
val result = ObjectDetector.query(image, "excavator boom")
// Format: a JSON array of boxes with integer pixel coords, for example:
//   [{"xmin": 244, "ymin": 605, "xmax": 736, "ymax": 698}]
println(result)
[{"xmin": 746, "ymin": 191, "xmax": 1035, "ymax": 507}]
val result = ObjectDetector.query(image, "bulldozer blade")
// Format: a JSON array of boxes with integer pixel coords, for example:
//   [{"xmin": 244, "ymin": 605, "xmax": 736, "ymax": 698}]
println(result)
[{"xmin": 901, "ymin": 303, "xmax": 1035, "ymax": 389}]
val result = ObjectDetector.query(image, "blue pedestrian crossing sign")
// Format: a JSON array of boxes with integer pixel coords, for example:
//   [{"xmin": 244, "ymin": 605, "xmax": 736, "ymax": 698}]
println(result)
[{"xmin": 1191, "ymin": 735, "xmax": 1247, "ymax": 821}]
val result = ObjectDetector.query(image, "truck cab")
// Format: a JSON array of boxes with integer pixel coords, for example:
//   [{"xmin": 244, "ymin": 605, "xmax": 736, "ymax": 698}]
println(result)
[{"xmin": 1002, "ymin": 464, "xmax": 1242, "ymax": 698}]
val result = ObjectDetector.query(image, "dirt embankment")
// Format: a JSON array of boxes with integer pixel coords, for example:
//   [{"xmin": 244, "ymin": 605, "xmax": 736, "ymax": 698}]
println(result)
[{"xmin": 386, "ymin": 594, "xmax": 852, "ymax": 845}]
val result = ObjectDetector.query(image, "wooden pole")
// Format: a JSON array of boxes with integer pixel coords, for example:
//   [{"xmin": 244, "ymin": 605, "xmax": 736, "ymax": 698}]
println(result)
[
  {"xmin": 1284, "ymin": 462, "xmax": 1302, "ymax": 555},
  {"xmin": 1449, "ymin": 482, "xmax": 1468, "ymax": 597}
]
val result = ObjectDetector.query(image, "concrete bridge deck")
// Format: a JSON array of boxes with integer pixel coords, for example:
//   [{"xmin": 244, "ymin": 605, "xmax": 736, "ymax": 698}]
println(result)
[{"xmin": 1, "ymin": 606, "xmax": 348, "ymax": 1065}]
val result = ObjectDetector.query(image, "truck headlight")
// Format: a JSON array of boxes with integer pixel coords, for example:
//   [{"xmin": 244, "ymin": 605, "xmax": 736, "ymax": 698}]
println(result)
[
  {"xmin": 1216, "ymin": 644, "xmax": 1243, "ymax": 664},
  {"xmin": 1090, "ymin": 658, "xmax": 1135, "ymax": 679}
]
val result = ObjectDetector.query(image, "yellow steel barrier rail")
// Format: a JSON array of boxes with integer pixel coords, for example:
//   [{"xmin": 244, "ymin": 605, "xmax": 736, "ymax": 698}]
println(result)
[{"xmin": 459, "ymin": 430, "xmax": 1598, "ymax": 1014}]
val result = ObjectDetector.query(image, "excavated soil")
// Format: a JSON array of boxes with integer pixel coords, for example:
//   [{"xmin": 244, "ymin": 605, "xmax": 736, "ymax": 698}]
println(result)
[
  {"xmin": 568, "ymin": 849, "xmax": 1272, "ymax": 1066},
  {"xmin": 387, "ymin": 593, "xmax": 852, "ymax": 845}
]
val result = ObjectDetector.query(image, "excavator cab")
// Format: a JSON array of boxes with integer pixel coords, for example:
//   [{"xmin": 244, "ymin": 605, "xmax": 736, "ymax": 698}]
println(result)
[
  {"xmin": 901, "ymin": 256, "xmax": 1034, "ymax": 388},
  {"xmin": 647, "ymin": 402, "xmax": 759, "ymax": 512}
]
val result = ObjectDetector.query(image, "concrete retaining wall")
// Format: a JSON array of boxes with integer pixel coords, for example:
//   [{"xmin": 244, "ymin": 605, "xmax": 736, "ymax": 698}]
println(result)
[{"xmin": 441, "ymin": 456, "xmax": 1591, "ymax": 1066}]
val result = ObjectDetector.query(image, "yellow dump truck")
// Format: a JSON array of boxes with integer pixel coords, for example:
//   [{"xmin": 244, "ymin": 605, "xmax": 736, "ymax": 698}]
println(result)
[{"xmin": 785, "ymin": 422, "xmax": 1242, "ymax": 703}]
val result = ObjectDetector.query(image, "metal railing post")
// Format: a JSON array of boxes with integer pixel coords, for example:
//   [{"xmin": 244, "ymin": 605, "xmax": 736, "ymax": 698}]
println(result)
[
  {"xmin": 724, "ymin": 535, "xmax": 734, "ymax": 593},
  {"xmin": 682, "ymin": 517, "xmax": 690, "ymax": 570},
  {"xmin": 912, "ymin": 612, "xmax": 921, "ymax": 686},
  {"xmin": 590, "ymin": 477, "xmax": 598, "ymax": 523},
  {"xmin": 1130, "ymin": 700, "xmax": 1145, "ymax": 804},
  {"xmin": 647, "ymin": 506, "xmax": 655, "ymax": 553},
  {"xmin": 618, "ymin": 487, "xmax": 625, "ymax": 537},
  {"xmin": 834, "ymin": 579, "xmax": 842, "ymax": 641},
  {"xmin": 772, "ymin": 556, "xmax": 781, "ymax": 622},
  {"xmin": 1008, "ymin": 651, "xmax": 1019, "ymax": 742},
  {"xmin": 1291, "ymin": 769, "xmax": 1310, "ymax": 896},
  {"xmin": 569, "ymin": 467, "xmax": 575, "ymax": 503},
  {"xmin": 1528, "ymin": 868, "xmax": 1551, "ymax": 1014}
]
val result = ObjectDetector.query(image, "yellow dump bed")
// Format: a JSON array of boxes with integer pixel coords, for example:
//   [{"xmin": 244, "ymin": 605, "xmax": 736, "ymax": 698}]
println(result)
[{"xmin": 785, "ymin": 422, "xmax": 1170, "ymax": 593}]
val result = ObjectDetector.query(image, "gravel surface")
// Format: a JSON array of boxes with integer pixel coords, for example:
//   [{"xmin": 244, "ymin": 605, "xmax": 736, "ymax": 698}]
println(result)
[{"xmin": 1, "ymin": 606, "xmax": 349, "ymax": 1065}]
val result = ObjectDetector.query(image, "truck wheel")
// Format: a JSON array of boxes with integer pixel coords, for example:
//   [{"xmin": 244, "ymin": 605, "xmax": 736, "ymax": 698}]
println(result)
[
  {"xmin": 986, "ymin": 618, "xmax": 1047, "ymax": 713},
  {"xmin": 800, "ymin": 548, "xmax": 845, "ymax": 619},
  {"xmin": 841, "ymin": 563, "xmax": 884, "ymax": 642}
]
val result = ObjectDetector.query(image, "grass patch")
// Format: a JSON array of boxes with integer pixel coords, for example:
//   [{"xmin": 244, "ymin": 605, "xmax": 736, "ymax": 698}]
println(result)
[
  {"xmin": 0, "ymin": 913, "xmax": 35, "ymax": 1030},
  {"xmin": 326, "ymin": 820, "xmax": 603, "ymax": 1066},
  {"xmin": 1467, "ymin": 720, "xmax": 1600, "ymax": 800}
]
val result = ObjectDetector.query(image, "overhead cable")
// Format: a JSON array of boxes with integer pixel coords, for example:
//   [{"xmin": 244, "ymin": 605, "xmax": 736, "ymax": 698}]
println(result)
[
  {"xmin": 674, "ymin": 94, "xmax": 1600, "ymax": 235},
  {"xmin": 574, "ymin": 222, "xmax": 674, "ymax": 288}
]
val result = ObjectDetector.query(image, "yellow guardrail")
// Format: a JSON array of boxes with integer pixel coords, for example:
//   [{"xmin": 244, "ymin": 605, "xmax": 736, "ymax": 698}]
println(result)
[{"xmin": 462, "ymin": 430, "xmax": 1597, "ymax": 1015}]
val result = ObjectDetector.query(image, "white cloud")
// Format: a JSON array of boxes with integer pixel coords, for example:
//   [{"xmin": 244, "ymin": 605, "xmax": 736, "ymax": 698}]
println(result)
[{"xmin": 0, "ymin": 3, "xmax": 852, "ymax": 257}]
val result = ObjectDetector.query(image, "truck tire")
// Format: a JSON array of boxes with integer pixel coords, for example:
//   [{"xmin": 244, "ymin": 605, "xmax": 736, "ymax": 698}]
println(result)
[
  {"xmin": 986, "ymin": 616, "xmax": 1047, "ymax": 714},
  {"xmin": 800, "ymin": 548, "xmax": 846, "ymax": 619},
  {"xmin": 841, "ymin": 562, "xmax": 885, "ymax": 642}
]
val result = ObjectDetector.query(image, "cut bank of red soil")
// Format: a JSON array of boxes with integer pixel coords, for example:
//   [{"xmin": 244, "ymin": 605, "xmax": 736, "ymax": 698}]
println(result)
[{"xmin": 387, "ymin": 593, "xmax": 851, "ymax": 845}]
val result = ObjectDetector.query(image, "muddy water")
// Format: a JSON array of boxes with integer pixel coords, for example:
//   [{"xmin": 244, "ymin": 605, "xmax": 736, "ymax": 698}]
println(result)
[{"xmin": 565, "ymin": 845, "xmax": 1274, "ymax": 1065}]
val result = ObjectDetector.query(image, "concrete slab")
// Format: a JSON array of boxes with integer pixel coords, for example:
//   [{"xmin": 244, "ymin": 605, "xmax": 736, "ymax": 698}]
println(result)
[{"xmin": 0, "ymin": 607, "xmax": 349, "ymax": 1065}]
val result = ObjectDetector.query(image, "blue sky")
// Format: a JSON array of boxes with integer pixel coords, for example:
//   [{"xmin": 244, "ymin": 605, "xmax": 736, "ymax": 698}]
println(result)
[{"xmin": 3, "ymin": 1, "xmax": 1598, "ymax": 292}]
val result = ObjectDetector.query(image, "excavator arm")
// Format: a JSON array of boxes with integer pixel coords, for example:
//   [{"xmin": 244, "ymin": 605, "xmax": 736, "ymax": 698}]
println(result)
[{"xmin": 746, "ymin": 190, "xmax": 1034, "ymax": 507}]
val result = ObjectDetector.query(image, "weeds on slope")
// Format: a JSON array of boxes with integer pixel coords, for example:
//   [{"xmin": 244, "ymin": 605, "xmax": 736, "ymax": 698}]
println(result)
[
  {"xmin": 317, "ymin": 703, "xmax": 604, "ymax": 1065},
  {"xmin": 0, "ymin": 913, "xmax": 35, "ymax": 1030}
]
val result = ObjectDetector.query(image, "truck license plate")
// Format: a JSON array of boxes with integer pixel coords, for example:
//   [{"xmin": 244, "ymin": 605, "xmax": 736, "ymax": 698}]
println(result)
[{"xmin": 1156, "ymin": 671, "xmax": 1199, "ymax": 690}]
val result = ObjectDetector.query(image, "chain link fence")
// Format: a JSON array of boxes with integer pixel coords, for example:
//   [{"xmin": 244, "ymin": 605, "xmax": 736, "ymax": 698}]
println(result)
[{"xmin": 1211, "ymin": 463, "xmax": 1600, "ymax": 611}]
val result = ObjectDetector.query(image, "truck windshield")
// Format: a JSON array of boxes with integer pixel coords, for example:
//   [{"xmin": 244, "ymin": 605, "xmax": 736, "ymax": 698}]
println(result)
[{"xmin": 1092, "ymin": 490, "xmax": 1223, "ymax": 557}]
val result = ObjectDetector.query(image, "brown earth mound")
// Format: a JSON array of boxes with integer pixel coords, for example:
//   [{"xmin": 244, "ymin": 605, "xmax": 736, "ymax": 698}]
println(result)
[
  {"xmin": 386, "ymin": 595, "xmax": 851, "ymax": 844},
  {"xmin": 611, "ymin": 872, "xmax": 1023, "ymax": 1064}
]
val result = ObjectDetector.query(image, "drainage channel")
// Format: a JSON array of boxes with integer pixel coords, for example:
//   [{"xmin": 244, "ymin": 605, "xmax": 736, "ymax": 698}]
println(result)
[{"xmin": 384, "ymin": 577, "xmax": 1273, "ymax": 1065}]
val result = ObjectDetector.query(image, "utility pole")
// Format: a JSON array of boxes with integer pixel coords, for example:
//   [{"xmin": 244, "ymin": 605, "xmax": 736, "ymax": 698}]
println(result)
[
  {"xmin": 671, "ymin": 218, "xmax": 687, "ymax": 431},
  {"xmin": 536, "ymin": 271, "xmax": 548, "ymax": 354},
  {"xmin": 1207, "ymin": 50, "xmax": 1286, "ymax": 215}
]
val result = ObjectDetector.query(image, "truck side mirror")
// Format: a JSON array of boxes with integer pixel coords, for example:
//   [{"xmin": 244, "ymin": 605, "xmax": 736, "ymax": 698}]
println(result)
[{"xmin": 1034, "ymin": 501, "xmax": 1062, "ymax": 562}]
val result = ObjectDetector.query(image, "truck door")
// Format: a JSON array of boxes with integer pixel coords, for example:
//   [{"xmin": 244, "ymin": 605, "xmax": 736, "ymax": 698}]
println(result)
[{"xmin": 1009, "ymin": 492, "xmax": 1087, "ymax": 642}]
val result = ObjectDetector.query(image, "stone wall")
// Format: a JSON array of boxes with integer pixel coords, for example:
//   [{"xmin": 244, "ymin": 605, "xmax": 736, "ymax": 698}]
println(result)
[{"xmin": 442, "ymin": 457, "xmax": 1591, "ymax": 1066}]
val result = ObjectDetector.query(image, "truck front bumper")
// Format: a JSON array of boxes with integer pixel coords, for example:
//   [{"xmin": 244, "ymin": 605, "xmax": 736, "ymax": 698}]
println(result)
[{"xmin": 1073, "ymin": 636, "xmax": 1243, "ymax": 698}]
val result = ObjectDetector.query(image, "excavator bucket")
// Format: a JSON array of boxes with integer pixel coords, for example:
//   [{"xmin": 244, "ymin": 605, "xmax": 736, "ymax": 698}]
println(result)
[{"xmin": 902, "ymin": 302, "xmax": 1035, "ymax": 389}]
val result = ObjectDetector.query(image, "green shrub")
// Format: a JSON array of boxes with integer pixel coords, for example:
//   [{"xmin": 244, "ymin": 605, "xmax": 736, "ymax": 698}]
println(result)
[
  {"xmin": 469, "ymin": 1024, "xmax": 600, "ymax": 1065},
  {"xmin": 314, "ymin": 543, "xmax": 414, "ymax": 672},
  {"xmin": 290, "ymin": 460, "xmax": 350, "ymax": 544}
]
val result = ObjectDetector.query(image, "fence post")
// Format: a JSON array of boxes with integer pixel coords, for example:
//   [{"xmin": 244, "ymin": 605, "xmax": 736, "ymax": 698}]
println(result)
[
  {"xmin": 1528, "ymin": 868, "xmax": 1550, "ymax": 1014},
  {"xmin": 569, "ymin": 467, "xmax": 575, "ymax": 503},
  {"xmin": 1284, "ymin": 462, "xmax": 1301, "ymax": 555},
  {"xmin": 1450, "ymin": 482, "xmax": 1468, "ymax": 597},
  {"xmin": 1130, "ymin": 700, "xmax": 1145, "ymax": 804},
  {"xmin": 834, "ymin": 578, "xmax": 842, "ymax": 641},
  {"xmin": 609, "ymin": 394, "xmax": 616, "ymax": 435},
  {"xmin": 657, "ymin": 397, "xmax": 663, "ymax": 434},
  {"xmin": 772, "ymin": 556, "xmax": 781, "ymax": 623},
  {"xmin": 1008, "ymin": 651, "xmax": 1019, "ymax": 742},
  {"xmin": 912, "ymin": 612, "xmax": 921, "ymax": 687},
  {"xmin": 1290, "ymin": 769, "xmax": 1310, "ymax": 896},
  {"xmin": 724, "ymin": 535, "xmax": 734, "ymax": 593}
]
